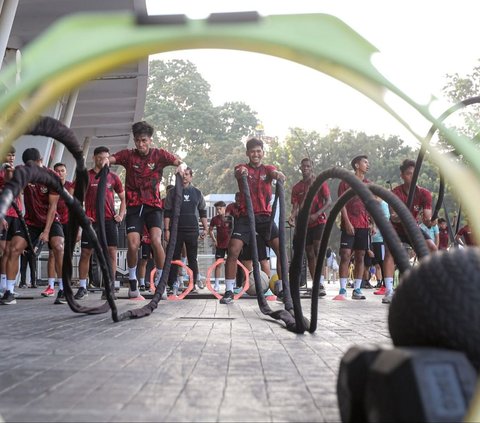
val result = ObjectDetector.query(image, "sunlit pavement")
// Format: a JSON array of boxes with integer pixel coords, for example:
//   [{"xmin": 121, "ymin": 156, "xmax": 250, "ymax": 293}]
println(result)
[{"xmin": 0, "ymin": 283, "xmax": 392, "ymax": 422}]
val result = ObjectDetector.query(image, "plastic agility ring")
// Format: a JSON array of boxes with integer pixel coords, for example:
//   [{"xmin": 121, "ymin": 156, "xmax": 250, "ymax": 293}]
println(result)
[
  {"xmin": 205, "ymin": 258, "xmax": 250, "ymax": 300},
  {"xmin": 167, "ymin": 260, "xmax": 194, "ymax": 301}
]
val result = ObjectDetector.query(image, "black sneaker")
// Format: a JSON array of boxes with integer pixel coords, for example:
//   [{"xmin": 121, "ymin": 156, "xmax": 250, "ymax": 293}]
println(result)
[
  {"xmin": 220, "ymin": 290, "xmax": 234, "ymax": 304},
  {"xmin": 74, "ymin": 287, "xmax": 88, "ymax": 300},
  {"xmin": 29, "ymin": 281, "xmax": 37, "ymax": 288},
  {"xmin": 19, "ymin": 282, "xmax": 27, "ymax": 289},
  {"xmin": 139, "ymin": 285, "xmax": 146, "ymax": 292},
  {"xmin": 318, "ymin": 284, "xmax": 327, "ymax": 297},
  {"xmin": 54, "ymin": 290, "xmax": 67, "ymax": 305},
  {"xmin": 101, "ymin": 290, "xmax": 117, "ymax": 300},
  {"xmin": 0, "ymin": 290, "xmax": 16, "ymax": 305}
]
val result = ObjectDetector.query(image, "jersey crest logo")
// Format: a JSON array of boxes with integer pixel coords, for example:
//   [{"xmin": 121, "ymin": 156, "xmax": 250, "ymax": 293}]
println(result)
[
  {"xmin": 40, "ymin": 186, "xmax": 48, "ymax": 194},
  {"xmin": 148, "ymin": 163, "xmax": 155, "ymax": 170},
  {"xmin": 183, "ymin": 194, "xmax": 190, "ymax": 202},
  {"xmin": 260, "ymin": 174, "xmax": 267, "ymax": 181}
]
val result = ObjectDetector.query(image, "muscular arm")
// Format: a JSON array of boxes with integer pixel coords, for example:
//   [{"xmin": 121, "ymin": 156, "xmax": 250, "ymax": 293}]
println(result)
[{"xmin": 114, "ymin": 191, "xmax": 126, "ymax": 223}]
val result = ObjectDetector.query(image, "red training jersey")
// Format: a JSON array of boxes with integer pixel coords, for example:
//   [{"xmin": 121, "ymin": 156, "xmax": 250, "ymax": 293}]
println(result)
[
  {"xmin": 225, "ymin": 202, "xmax": 240, "ymax": 219},
  {"xmin": 0, "ymin": 166, "xmax": 22, "ymax": 218},
  {"xmin": 234, "ymin": 163, "xmax": 276, "ymax": 217},
  {"xmin": 438, "ymin": 227, "xmax": 449, "ymax": 250},
  {"xmin": 113, "ymin": 148, "xmax": 177, "ymax": 208},
  {"xmin": 291, "ymin": 179, "xmax": 330, "ymax": 228},
  {"xmin": 84, "ymin": 169, "xmax": 124, "ymax": 223},
  {"xmin": 457, "ymin": 225, "xmax": 476, "ymax": 246},
  {"xmin": 338, "ymin": 178, "xmax": 371, "ymax": 229},
  {"xmin": 23, "ymin": 167, "xmax": 60, "ymax": 228},
  {"xmin": 56, "ymin": 180, "xmax": 75, "ymax": 225},
  {"xmin": 209, "ymin": 214, "xmax": 233, "ymax": 249}
]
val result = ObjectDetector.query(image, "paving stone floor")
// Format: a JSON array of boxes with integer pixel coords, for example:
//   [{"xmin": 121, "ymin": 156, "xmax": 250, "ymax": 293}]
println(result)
[{"xmin": 0, "ymin": 282, "xmax": 392, "ymax": 422}]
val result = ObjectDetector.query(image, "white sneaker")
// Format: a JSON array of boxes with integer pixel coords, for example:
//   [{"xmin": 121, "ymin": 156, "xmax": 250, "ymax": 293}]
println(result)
[
  {"xmin": 382, "ymin": 290, "xmax": 394, "ymax": 304},
  {"xmin": 214, "ymin": 283, "xmax": 220, "ymax": 291},
  {"xmin": 197, "ymin": 279, "xmax": 205, "ymax": 289},
  {"xmin": 128, "ymin": 289, "xmax": 140, "ymax": 298}
]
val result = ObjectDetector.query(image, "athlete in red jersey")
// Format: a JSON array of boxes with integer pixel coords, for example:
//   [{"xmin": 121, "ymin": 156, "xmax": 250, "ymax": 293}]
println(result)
[
  {"xmin": 0, "ymin": 147, "xmax": 22, "ymax": 297},
  {"xmin": 1, "ymin": 148, "xmax": 64, "ymax": 306},
  {"xmin": 455, "ymin": 222, "xmax": 477, "ymax": 246},
  {"xmin": 75, "ymin": 147, "xmax": 126, "ymax": 300},
  {"xmin": 209, "ymin": 201, "xmax": 233, "ymax": 291},
  {"xmin": 335, "ymin": 155, "xmax": 371, "ymax": 301},
  {"xmin": 108, "ymin": 121, "xmax": 182, "ymax": 298},
  {"xmin": 220, "ymin": 138, "xmax": 285, "ymax": 305},
  {"xmin": 288, "ymin": 158, "xmax": 332, "ymax": 294},
  {"xmin": 438, "ymin": 218, "xmax": 449, "ymax": 250},
  {"xmin": 382, "ymin": 159, "xmax": 437, "ymax": 304}
]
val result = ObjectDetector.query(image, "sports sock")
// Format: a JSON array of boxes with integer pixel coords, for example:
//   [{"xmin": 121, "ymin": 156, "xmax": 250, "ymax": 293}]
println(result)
[
  {"xmin": 225, "ymin": 279, "xmax": 235, "ymax": 292},
  {"xmin": 128, "ymin": 267, "xmax": 137, "ymax": 280},
  {"xmin": 340, "ymin": 278, "xmax": 347, "ymax": 290},
  {"xmin": 354, "ymin": 279, "xmax": 362, "ymax": 290},
  {"xmin": 385, "ymin": 277, "xmax": 394, "ymax": 292},
  {"xmin": 79, "ymin": 279, "xmax": 87, "ymax": 289}
]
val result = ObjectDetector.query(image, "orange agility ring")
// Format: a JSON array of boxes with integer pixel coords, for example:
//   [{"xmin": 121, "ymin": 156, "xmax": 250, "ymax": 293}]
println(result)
[{"xmin": 205, "ymin": 258, "xmax": 250, "ymax": 300}]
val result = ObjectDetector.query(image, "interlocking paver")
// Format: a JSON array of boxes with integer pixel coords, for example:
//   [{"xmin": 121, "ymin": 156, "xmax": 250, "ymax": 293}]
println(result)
[{"xmin": 0, "ymin": 283, "xmax": 391, "ymax": 422}]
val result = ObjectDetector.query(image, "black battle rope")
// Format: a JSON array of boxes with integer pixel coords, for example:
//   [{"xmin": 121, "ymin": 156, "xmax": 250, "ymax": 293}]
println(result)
[
  {"xmin": 407, "ymin": 96, "xmax": 480, "ymax": 222},
  {"xmin": 269, "ymin": 180, "xmax": 294, "ymax": 311},
  {"xmin": 240, "ymin": 175, "xmax": 298, "ymax": 331},
  {"xmin": 290, "ymin": 168, "xmax": 418, "ymax": 333},
  {"xmin": 116, "ymin": 173, "xmax": 183, "ymax": 321},
  {"xmin": 25, "ymin": 116, "xmax": 113, "ymax": 316},
  {"xmin": 93, "ymin": 164, "xmax": 118, "ymax": 310},
  {"xmin": 0, "ymin": 164, "xmax": 112, "ymax": 316}
]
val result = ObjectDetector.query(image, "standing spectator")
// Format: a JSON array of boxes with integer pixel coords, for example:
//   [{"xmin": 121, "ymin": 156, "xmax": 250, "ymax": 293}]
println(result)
[
  {"xmin": 382, "ymin": 159, "xmax": 437, "ymax": 304},
  {"xmin": 74, "ymin": 146, "xmax": 126, "ymax": 300},
  {"xmin": 455, "ymin": 220, "xmax": 477, "ymax": 246},
  {"xmin": 335, "ymin": 155, "xmax": 371, "ymax": 301},
  {"xmin": 220, "ymin": 138, "xmax": 285, "ymax": 305},
  {"xmin": 288, "ymin": 157, "xmax": 332, "ymax": 295},
  {"xmin": 438, "ymin": 217, "xmax": 450, "ymax": 250},
  {"xmin": 1, "ymin": 148, "xmax": 64, "ymax": 305},
  {"xmin": 209, "ymin": 201, "xmax": 233, "ymax": 291},
  {"xmin": 108, "ymin": 121, "xmax": 182, "ymax": 298},
  {"xmin": 372, "ymin": 197, "xmax": 390, "ymax": 295},
  {"xmin": 164, "ymin": 167, "xmax": 208, "ymax": 294},
  {"xmin": 420, "ymin": 220, "xmax": 439, "ymax": 248}
]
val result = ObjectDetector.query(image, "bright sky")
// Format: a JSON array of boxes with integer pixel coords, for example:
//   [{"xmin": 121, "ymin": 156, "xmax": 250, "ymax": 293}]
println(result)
[{"xmin": 146, "ymin": 1, "xmax": 480, "ymax": 146}]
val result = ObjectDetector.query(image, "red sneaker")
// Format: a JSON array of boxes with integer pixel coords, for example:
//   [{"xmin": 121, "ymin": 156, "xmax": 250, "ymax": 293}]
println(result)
[
  {"xmin": 374, "ymin": 286, "xmax": 386, "ymax": 296},
  {"xmin": 41, "ymin": 286, "xmax": 55, "ymax": 297}
]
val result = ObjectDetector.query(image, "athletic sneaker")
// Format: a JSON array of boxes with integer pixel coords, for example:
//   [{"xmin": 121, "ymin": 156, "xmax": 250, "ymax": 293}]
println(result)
[
  {"xmin": 333, "ymin": 288, "xmax": 347, "ymax": 301},
  {"xmin": 233, "ymin": 287, "xmax": 242, "ymax": 295},
  {"xmin": 318, "ymin": 284, "xmax": 327, "ymax": 297},
  {"xmin": 139, "ymin": 284, "xmax": 146, "ymax": 292},
  {"xmin": 352, "ymin": 288, "xmax": 366, "ymax": 300},
  {"xmin": 220, "ymin": 290, "xmax": 234, "ymax": 304},
  {"xmin": 74, "ymin": 287, "xmax": 88, "ymax": 300},
  {"xmin": 382, "ymin": 290, "xmax": 394, "ymax": 304},
  {"xmin": 214, "ymin": 283, "xmax": 220, "ymax": 292},
  {"xmin": 128, "ymin": 279, "xmax": 140, "ymax": 298},
  {"xmin": 41, "ymin": 287, "xmax": 55, "ymax": 297},
  {"xmin": 374, "ymin": 286, "xmax": 386, "ymax": 296},
  {"xmin": 18, "ymin": 282, "xmax": 27, "ymax": 289},
  {"xmin": 197, "ymin": 279, "xmax": 205, "ymax": 289},
  {"xmin": 54, "ymin": 290, "xmax": 67, "ymax": 305},
  {"xmin": 0, "ymin": 290, "xmax": 16, "ymax": 305}
]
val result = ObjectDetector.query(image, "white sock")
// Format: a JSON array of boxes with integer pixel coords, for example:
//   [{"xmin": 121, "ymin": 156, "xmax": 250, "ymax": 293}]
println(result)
[
  {"xmin": 0, "ymin": 275, "xmax": 6, "ymax": 291},
  {"xmin": 7, "ymin": 280, "xmax": 15, "ymax": 293},
  {"xmin": 139, "ymin": 278, "xmax": 145, "ymax": 286},
  {"xmin": 48, "ymin": 278, "xmax": 55, "ymax": 289},
  {"xmin": 320, "ymin": 275, "xmax": 325, "ymax": 285},
  {"xmin": 57, "ymin": 279, "xmax": 63, "ymax": 290},
  {"xmin": 79, "ymin": 279, "xmax": 87, "ymax": 289},
  {"xmin": 385, "ymin": 277, "xmax": 394, "ymax": 292},
  {"xmin": 340, "ymin": 278, "xmax": 347, "ymax": 290},
  {"xmin": 225, "ymin": 279, "xmax": 235, "ymax": 292},
  {"xmin": 155, "ymin": 268, "xmax": 163, "ymax": 280},
  {"xmin": 354, "ymin": 279, "xmax": 362, "ymax": 290},
  {"xmin": 128, "ymin": 267, "xmax": 137, "ymax": 280}
]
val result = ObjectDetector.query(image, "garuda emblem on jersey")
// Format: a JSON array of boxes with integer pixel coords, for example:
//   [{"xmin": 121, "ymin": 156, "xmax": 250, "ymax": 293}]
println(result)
[
  {"xmin": 147, "ymin": 163, "xmax": 155, "ymax": 170},
  {"xmin": 183, "ymin": 194, "xmax": 190, "ymax": 202},
  {"xmin": 40, "ymin": 186, "xmax": 48, "ymax": 194}
]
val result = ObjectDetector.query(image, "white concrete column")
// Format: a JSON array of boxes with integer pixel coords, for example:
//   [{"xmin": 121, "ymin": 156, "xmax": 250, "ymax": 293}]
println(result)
[{"xmin": 0, "ymin": 0, "xmax": 19, "ymax": 70}]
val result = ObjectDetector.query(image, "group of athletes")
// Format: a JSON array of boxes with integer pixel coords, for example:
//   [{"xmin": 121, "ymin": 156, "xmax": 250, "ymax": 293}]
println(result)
[{"xmin": 0, "ymin": 119, "xmax": 470, "ymax": 306}]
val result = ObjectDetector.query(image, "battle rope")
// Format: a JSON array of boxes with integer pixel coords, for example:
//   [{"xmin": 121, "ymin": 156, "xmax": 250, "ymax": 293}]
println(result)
[
  {"xmin": 116, "ymin": 173, "xmax": 183, "ymax": 321},
  {"xmin": 407, "ymin": 96, "xmax": 480, "ymax": 228},
  {"xmin": 290, "ymin": 168, "xmax": 426, "ymax": 333},
  {"xmin": 240, "ymin": 175, "xmax": 298, "ymax": 331}
]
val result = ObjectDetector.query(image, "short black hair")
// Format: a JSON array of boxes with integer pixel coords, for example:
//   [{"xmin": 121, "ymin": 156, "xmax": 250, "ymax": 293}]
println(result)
[
  {"xmin": 53, "ymin": 162, "xmax": 66, "ymax": 170},
  {"xmin": 7, "ymin": 146, "xmax": 15, "ymax": 154},
  {"xmin": 438, "ymin": 217, "xmax": 446, "ymax": 224},
  {"xmin": 246, "ymin": 137, "xmax": 263, "ymax": 151},
  {"xmin": 93, "ymin": 146, "xmax": 109, "ymax": 156},
  {"xmin": 22, "ymin": 148, "xmax": 41, "ymax": 164},
  {"xmin": 214, "ymin": 201, "xmax": 226, "ymax": 208},
  {"xmin": 400, "ymin": 159, "xmax": 416, "ymax": 173},
  {"xmin": 185, "ymin": 167, "xmax": 193, "ymax": 176},
  {"xmin": 300, "ymin": 158, "xmax": 312, "ymax": 165},
  {"xmin": 132, "ymin": 121, "xmax": 154, "ymax": 138},
  {"xmin": 351, "ymin": 155, "xmax": 368, "ymax": 170}
]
